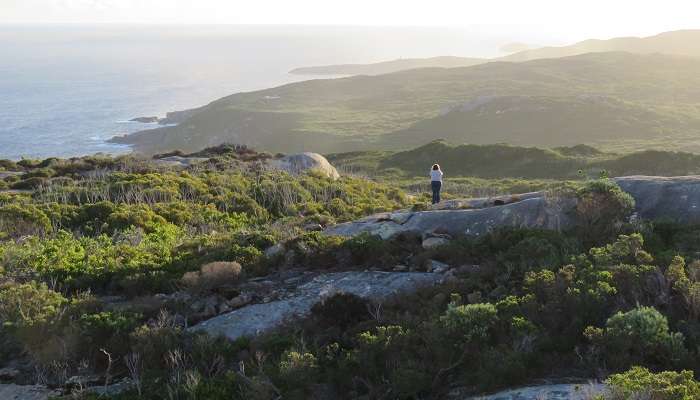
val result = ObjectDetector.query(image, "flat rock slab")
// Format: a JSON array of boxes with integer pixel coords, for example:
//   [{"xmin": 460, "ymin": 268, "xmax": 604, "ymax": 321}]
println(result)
[
  {"xmin": 614, "ymin": 175, "xmax": 700, "ymax": 224},
  {"xmin": 190, "ymin": 271, "xmax": 441, "ymax": 340},
  {"xmin": 0, "ymin": 384, "xmax": 59, "ymax": 400},
  {"xmin": 326, "ymin": 196, "xmax": 574, "ymax": 239},
  {"xmin": 469, "ymin": 383, "xmax": 607, "ymax": 400},
  {"xmin": 433, "ymin": 192, "xmax": 545, "ymax": 211}
]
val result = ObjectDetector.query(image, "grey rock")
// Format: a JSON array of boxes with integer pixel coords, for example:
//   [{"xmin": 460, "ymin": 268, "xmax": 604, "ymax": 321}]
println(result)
[
  {"xmin": 190, "ymin": 271, "xmax": 441, "ymax": 341},
  {"xmin": 614, "ymin": 175, "xmax": 700, "ymax": 224},
  {"xmin": 434, "ymin": 192, "xmax": 544, "ymax": 211},
  {"xmin": 393, "ymin": 265, "xmax": 409, "ymax": 272},
  {"xmin": 0, "ymin": 384, "xmax": 59, "ymax": 400},
  {"xmin": 468, "ymin": 383, "xmax": 607, "ymax": 400},
  {"xmin": 270, "ymin": 152, "xmax": 340, "ymax": 180},
  {"xmin": 326, "ymin": 195, "xmax": 574, "ymax": 239}
]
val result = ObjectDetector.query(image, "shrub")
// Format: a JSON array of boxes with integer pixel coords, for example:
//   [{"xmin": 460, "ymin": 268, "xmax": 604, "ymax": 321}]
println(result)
[
  {"xmin": 279, "ymin": 350, "xmax": 318, "ymax": 380},
  {"xmin": 0, "ymin": 282, "xmax": 68, "ymax": 362},
  {"xmin": 0, "ymin": 281, "xmax": 67, "ymax": 329},
  {"xmin": 440, "ymin": 299, "xmax": 498, "ymax": 343},
  {"xmin": 0, "ymin": 204, "xmax": 52, "ymax": 238},
  {"xmin": 310, "ymin": 292, "xmax": 369, "ymax": 329},
  {"xmin": 575, "ymin": 179, "xmax": 635, "ymax": 244},
  {"xmin": 606, "ymin": 366, "xmax": 700, "ymax": 400},
  {"xmin": 181, "ymin": 261, "xmax": 242, "ymax": 294},
  {"xmin": 590, "ymin": 306, "xmax": 686, "ymax": 369}
]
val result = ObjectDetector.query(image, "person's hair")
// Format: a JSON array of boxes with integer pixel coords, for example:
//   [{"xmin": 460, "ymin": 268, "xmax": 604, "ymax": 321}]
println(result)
[{"xmin": 432, "ymin": 164, "xmax": 440, "ymax": 171}]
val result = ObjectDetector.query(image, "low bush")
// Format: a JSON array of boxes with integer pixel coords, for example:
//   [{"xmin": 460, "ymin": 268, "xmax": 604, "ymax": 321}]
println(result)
[
  {"xmin": 181, "ymin": 261, "xmax": 243, "ymax": 294},
  {"xmin": 575, "ymin": 178, "xmax": 635, "ymax": 245},
  {"xmin": 606, "ymin": 366, "xmax": 700, "ymax": 400}
]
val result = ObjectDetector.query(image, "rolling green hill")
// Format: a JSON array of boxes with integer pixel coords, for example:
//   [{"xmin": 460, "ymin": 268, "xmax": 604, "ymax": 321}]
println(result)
[
  {"xmin": 112, "ymin": 52, "xmax": 700, "ymax": 155},
  {"xmin": 328, "ymin": 140, "xmax": 700, "ymax": 179}
]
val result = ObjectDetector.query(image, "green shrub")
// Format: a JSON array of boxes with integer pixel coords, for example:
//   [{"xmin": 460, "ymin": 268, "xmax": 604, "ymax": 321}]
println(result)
[
  {"xmin": 440, "ymin": 299, "xmax": 498, "ymax": 343},
  {"xmin": 0, "ymin": 204, "xmax": 52, "ymax": 238},
  {"xmin": 310, "ymin": 292, "xmax": 369, "ymax": 329},
  {"xmin": 589, "ymin": 306, "xmax": 686, "ymax": 369},
  {"xmin": 575, "ymin": 179, "xmax": 635, "ymax": 245},
  {"xmin": 606, "ymin": 366, "xmax": 700, "ymax": 400},
  {"xmin": 0, "ymin": 282, "xmax": 68, "ymax": 362}
]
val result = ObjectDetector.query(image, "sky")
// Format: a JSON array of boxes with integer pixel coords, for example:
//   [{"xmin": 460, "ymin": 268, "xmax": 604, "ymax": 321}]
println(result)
[{"xmin": 1, "ymin": 0, "xmax": 699, "ymax": 41}]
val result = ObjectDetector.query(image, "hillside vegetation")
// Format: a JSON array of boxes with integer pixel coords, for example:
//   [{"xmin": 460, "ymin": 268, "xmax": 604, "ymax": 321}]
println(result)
[
  {"xmin": 328, "ymin": 140, "xmax": 700, "ymax": 180},
  {"xmin": 113, "ymin": 52, "xmax": 700, "ymax": 155},
  {"xmin": 3, "ymin": 146, "xmax": 700, "ymax": 398}
]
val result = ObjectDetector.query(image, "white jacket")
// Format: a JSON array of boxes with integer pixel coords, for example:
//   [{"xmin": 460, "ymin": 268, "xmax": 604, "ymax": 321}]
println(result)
[{"xmin": 430, "ymin": 169, "xmax": 443, "ymax": 182}]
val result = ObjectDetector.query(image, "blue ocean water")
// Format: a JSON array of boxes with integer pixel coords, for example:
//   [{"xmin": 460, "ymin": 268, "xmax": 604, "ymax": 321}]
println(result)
[{"xmin": 0, "ymin": 25, "xmax": 523, "ymax": 160}]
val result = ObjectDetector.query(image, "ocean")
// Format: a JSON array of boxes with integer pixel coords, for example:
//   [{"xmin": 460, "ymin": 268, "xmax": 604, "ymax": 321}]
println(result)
[{"xmin": 0, "ymin": 24, "xmax": 540, "ymax": 160}]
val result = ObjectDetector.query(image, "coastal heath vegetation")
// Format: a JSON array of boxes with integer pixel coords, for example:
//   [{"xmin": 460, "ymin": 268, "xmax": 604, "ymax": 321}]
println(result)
[{"xmin": 1, "ymin": 145, "xmax": 700, "ymax": 399}]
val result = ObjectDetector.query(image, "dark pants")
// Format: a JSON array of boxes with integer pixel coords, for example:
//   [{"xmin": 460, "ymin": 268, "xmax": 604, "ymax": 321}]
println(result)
[{"xmin": 431, "ymin": 181, "xmax": 442, "ymax": 204}]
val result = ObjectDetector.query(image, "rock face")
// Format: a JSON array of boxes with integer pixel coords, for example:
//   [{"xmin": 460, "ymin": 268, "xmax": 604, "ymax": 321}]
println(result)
[
  {"xmin": 614, "ymin": 175, "xmax": 700, "ymax": 224},
  {"xmin": 0, "ymin": 384, "xmax": 59, "ymax": 400},
  {"xmin": 190, "ymin": 271, "xmax": 442, "ymax": 340},
  {"xmin": 271, "ymin": 152, "xmax": 340, "ymax": 180},
  {"xmin": 326, "ymin": 195, "xmax": 575, "ymax": 239},
  {"xmin": 466, "ymin": 383, "xmax": 607, "ymax": 400}
]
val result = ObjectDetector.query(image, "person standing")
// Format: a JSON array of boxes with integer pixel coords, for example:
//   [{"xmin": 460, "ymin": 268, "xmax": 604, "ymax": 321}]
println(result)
[{"xmin": 430, "ymin": 164, "xmax": 443, "ymax": 204}]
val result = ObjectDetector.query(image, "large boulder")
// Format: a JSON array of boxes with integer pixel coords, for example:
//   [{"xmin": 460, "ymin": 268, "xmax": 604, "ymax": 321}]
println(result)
[
  {"xmin": 271, "ymin": 152, "xmax": 340, "ymax": 180},
  {"xmin": 614, "ymin": 175, "xmax": 700, "ymax": 224},
  {"xmin": 325, "ymin": 195, "xmax": 576, "ymax": 239},
  {"xmin": 190, "ymin": 271, "xmax": 441, "ymax": 341}
]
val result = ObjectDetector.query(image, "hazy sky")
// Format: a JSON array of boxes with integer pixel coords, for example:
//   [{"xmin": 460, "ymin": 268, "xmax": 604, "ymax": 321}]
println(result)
[{"xmin": 2, "ymin": 0, "xmax": 699, "ymax": 41}]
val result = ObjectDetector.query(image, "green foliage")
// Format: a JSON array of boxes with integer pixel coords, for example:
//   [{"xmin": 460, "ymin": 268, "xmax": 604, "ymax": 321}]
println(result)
[
  {"xmin": 606, "ymin": 366, "xmax": 700, "ymax": 400},
  {"xmin": 576, "ymin": 179, "xmax": 635, "ymax": 244},
  {"xmin": 0, "ymin": 204, "xmax": 52, "ymax": 239},
  {"xmin": 0, "ymin": 282, "xmax": 67, "ymax": 329},
  {"xmin": 588, "ymin": 306, "xmax": 686, "ymax": 369},
  {"xmin": 6, "ymin": 150, "xmax": 700, "ymax": 399},
  {"xmin": 440, "ymin": 300, "xmax": 499, "ymax": 343}
]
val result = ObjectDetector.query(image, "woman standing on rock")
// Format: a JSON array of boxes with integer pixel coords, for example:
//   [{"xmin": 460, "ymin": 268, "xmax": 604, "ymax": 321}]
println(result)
[{"xmin": 430, "ymin": 164, "xmax": 443, "ymax": 204}]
